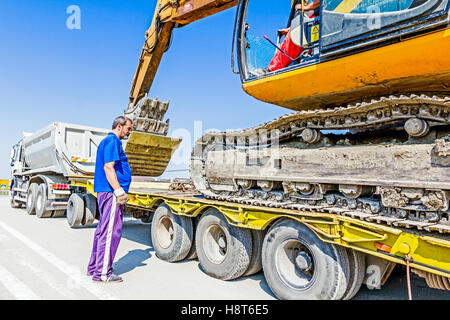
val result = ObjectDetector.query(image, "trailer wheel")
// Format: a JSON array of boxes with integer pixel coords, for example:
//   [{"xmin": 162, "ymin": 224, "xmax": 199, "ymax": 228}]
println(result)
[
  {"xmin": 243, "ymin": 229, "xmax": 265, "ymax": 276},
  {"xmin": 262, "ymin": 219, "xmax": 350, "ymax": 300},
  {"xmin": 82, "ymin": 194, "xmax": 97, "ymax": 226},
  {"xmin": 196, "ymin": 208, "xmax": 252, "ymax": 281},
  {"xmin": 67, "ymin": 193, "xmax": 84, "ymax": 227},
  {"xmin": 151, "ymin": 203, "xmax": 193, "ymax": 262},
  {"xmin": 342, "ymin": 248, "xmax": 366, "ymax": 300},
  {"xmin": 35, "ymin": 184, "xmax": 53, "ymax": 218},
  {"xmin": 52, "ymin": 210, "xmax": 66, "ymax": 218},
  {"xmin": 26, "ymin": 183, "xmax": 39, "ymax": 215}
]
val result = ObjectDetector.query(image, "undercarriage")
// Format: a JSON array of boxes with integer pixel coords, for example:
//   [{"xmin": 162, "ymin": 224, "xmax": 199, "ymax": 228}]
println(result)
[{"xmin": 191, "ymin": 94, "xmax": 450, "ymax": 233}]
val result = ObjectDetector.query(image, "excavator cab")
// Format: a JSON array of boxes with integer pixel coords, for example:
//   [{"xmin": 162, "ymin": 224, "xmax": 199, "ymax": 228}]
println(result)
[
  {"xmin": 241, "ymin": 1, "xmax": 321, "ymax": 76},
  {"xmin": 237, "ymin": 0, "xmax": 450, "ymax": 110}
]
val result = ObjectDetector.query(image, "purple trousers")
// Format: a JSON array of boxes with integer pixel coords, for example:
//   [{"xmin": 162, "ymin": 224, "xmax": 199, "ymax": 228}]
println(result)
[{"xmin": 87, "ymin": 192, "xmax": 124, "ymax": 281}]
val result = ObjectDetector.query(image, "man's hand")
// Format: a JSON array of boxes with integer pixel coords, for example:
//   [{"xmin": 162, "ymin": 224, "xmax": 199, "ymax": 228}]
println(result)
[
  {"xmin": 278, "ymin": 28, "xmax": 290, "ymax": 37},
  {"xmin": 114, "ymin": 187, "xmax": 129, "ymax": 206}
]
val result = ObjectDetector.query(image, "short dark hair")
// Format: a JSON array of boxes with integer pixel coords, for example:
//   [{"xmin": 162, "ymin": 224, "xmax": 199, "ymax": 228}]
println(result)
[{"xmin": 112, "ymin": 116, "xmax": 132, "ymax": 130}]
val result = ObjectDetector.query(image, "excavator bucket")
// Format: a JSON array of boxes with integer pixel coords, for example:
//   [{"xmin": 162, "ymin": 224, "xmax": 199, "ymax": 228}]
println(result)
[
  {"xmin": 123, "ymin": 97, "xmax": 181, "ymax": 177},
  {"xmin": 125, "ymin": 132, "xmax": 181, "ymax": 177}
]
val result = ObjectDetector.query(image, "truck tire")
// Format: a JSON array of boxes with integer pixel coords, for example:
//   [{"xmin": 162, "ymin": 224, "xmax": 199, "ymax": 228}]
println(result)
[
  {"xmin": 262, "ymin": 219, "xmax": 350, "ymax": 300},
  {"xmin": 342, "ymin": 248, "xmax": 366, "ymax": 300},
  {"xmin": 35, "ymin": 184, "xmax": 53, "ymax": 218},
  {"xmin": 10, "ymin": 196, "xmax": 22, "ymax": 209},
  {"xmin": 196, "ymin": 208, "xmax": 252, "ymax": 281},
  {"xmin": 26, "ymin": 183, "xmax": 39, "ymax": 215},
  {"xmin": 82, "ymin": 194, "xmax": 97, "ymax": 226},
  {"xmin": 67, "ymin": 193, "xmax": 84, "ymax": 227},
  {"xmin": 10, "ymin": 180, "xmax": 22, "ymax": 208},
  {"xmin": 151, "ymin": 203, "xmax": 193, "ymax": 262},
  {"xmin": 243, "ymin": 229, "xmax": 265, "ymax": 276}
]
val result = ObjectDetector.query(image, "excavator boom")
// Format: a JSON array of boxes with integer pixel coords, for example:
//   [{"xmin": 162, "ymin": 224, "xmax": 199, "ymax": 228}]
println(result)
[
  {"xmin": 129, "ymin": 0, "xmax": 238, "ymax": 108},
  {"xmin": 124, "ymin": 0, "xmax": 239, "ymax": 178}
]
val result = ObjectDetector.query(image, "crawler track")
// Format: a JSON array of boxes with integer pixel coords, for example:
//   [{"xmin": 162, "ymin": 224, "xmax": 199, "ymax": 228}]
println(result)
[{"xmin": 191, "ymin": 94, "xmax": 450, "ymax": 234}]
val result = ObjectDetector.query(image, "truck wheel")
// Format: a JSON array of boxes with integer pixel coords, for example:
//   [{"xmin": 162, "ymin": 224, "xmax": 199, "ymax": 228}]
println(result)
[
  {"xmin": 342, "ymin": 248, "xmax": 366, "ymax": 300},
  {"xmin": 262, "ymin": 219, "xmax": 350, "ymax": 300},
  {"xmin": 151, "ymin": 203, "xmax": 193, "ymax": 262},
  {"xmin": 67, "ymin": 193, "xmax": 84, "ymax": 227},
  {"xmin": 10, "ymin": 179, "xmax": 22, "ymax": 208},
  {"xmin": 52, "ymin": 210, "xmax": 66, "ymax": 218},
  {"xmin": 35, "ymin": 184, "xmax": 53, "ymax": 218},
  {"xmin": 243, "ymin": 229, "xmax": 265, "ymax": 276},
  {"xmin": 10, "ymin": 197, "xmax": 22, "ymax": 209},
  {"xmin": 82, "ymin": 194, "xmax": 97, "ymax": 226},
  {"xmin": 196, "ymin": 208, "xmax": 252, "ymax": 281},
  {"xmin": 26, "ymin": 183, "xmax": 39, "ymax": 215}
]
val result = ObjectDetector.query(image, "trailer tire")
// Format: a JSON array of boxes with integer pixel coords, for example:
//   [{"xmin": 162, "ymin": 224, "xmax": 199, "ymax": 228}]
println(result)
[
  {"xmin": 151, "ymin": 203, "xmax": 193, "ymax": 262},
  {"xmin": 26, "ymin": 183, "xmax": 39, "ymax": 215},
  {"xmin": 185, "ymin": 217, "xmax": 198, "ymax": 260},
  {"xmin": 243, "ymin": 229, "xmax": 265, "ymax": 276},
  {"xmin": 52, "ymin": 210, "xmax": 66, "ymax": 218},
  {"xmin": 196, "ymin": 208, "xmax": 252, "ymax": 281},
  {"xmin": 262, "ymin": 219, "xmax": 350, "ymax": 300},
  {"xmin": 35, "ymin": 184, "xmax": 53, "ymax": 218},
  {"xmin": 342, "ymin": 248, "xmax": 366, "ymax": 300},
  {"xmin": 67, "ymin": 193, "xmax": 84, "ymax": 227},
  {"xmin": 82, "ymin": 194, "xmax": 97, "ymax": 226}
]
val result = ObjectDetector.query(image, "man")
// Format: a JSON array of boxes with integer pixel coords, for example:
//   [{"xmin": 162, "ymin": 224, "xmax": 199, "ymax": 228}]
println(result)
[
  {"xmin": 265, "ymin": 0, "xmax": 320, "ymax": 73},
  {"xmin": 87, "ymin": 116, "xmax": 133, "ymax": 283}
]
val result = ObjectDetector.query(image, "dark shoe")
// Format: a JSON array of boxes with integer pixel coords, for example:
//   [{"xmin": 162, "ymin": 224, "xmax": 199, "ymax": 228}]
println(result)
[{"xmin": 93, "ymin": 274, "xmax": 123, "ymax": 283}]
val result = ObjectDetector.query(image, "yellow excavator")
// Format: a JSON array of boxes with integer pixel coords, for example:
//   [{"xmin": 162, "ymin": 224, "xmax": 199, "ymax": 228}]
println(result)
[{"xmin": 124, "ymin": 0, "xmax": 450, "ymax": 232}]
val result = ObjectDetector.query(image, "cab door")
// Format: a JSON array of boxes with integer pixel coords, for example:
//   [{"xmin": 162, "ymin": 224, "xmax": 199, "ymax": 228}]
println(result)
[{"xmin": 321, "ymin": 0, "xmax": 450, "ymax": 54}]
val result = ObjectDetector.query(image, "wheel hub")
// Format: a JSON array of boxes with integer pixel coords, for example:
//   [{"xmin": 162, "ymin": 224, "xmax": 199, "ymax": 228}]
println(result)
[
  {"xmin": 156, "ymin": 216, "xmax": 174, "ymax": 249},
  {"xmin": 295, "ymin": 251, "xmax": 312, "ymax": 272},
  {"xmin": 204, "ymin": 225, "xmax": 228, "ymax": 264}
]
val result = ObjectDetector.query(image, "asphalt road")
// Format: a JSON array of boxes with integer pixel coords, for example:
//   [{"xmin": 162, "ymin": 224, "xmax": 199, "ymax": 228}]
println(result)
[{"xmin": 0, "ymin": 196, "xmax": 448, "ymax": 300}]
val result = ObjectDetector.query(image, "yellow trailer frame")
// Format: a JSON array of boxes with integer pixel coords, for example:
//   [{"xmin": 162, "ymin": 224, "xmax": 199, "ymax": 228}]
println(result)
[{"xmin": 71, "ymin": 179, "xmax": 450, "ymax": 280}]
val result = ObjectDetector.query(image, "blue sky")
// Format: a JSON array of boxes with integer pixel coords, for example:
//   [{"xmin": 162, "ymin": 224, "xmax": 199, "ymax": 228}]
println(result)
[{"xmin": 0, "ymin": 0, "xmax": 292, "ymax": 179}]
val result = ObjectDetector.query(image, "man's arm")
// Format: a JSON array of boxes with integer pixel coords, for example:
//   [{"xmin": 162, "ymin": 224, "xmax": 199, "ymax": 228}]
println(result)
[
  {"xmin": 104, "ymin": 162, "xmax": 121, "ymax": 191},
  {"xmin": 104, "ymin": 162, "xmax": 129, "ymax": 205}
]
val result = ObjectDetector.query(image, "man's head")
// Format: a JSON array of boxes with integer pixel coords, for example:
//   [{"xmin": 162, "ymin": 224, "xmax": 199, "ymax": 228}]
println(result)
[{"xmin": 112, "ymin": 116, "xmax": 133, "ymax": 140}]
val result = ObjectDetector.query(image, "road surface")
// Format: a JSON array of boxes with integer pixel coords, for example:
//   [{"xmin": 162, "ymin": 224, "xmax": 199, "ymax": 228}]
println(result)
[{"xmin": 0, "ymin": 196, "xmax": 448, "ymax": 300}]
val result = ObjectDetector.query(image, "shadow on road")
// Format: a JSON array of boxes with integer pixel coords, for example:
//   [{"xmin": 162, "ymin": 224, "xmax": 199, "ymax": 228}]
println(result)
[
  {"xmin": 113, "ymin": 248, "xmax": 153, "ymax": 276},
  {"xmin": 196, "ymin": 263, "xmax": 277, "ymax": 299}
]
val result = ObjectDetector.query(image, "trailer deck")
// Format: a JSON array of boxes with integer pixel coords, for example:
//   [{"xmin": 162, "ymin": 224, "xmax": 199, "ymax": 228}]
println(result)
[{"xmin": 71, "ymin": 179, "xmax": 450, "ymax": 280}]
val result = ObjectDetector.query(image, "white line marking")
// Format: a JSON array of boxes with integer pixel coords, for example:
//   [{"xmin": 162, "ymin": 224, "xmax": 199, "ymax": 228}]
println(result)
[
  {"xmin": 0, "ymin": 264, "xmax": 41, "ymax": 300},
  {"xmin": 0, "ymin": 220, "xmax": 118, "ymax": 300},
  {"xmin": 101, "ymin": 195, "xmax": 117, "ymax": 281}
]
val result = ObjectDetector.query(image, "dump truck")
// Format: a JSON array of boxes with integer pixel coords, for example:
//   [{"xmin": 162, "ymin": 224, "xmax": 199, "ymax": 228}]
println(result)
[{"xmin": 9, "ymin": 122, "xmax": 110, "ymax": 222}]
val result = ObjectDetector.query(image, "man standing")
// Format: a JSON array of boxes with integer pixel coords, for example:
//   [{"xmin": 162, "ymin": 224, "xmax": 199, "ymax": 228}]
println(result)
[{"xmin": 87, "ymin": 116, "xmax": 133, "ymax": 283}]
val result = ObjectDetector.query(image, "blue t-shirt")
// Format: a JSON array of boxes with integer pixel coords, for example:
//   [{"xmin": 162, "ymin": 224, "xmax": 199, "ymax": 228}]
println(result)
[{"xmin": 94, "ymin": 133, "xmax": 132, "ymax": 193}]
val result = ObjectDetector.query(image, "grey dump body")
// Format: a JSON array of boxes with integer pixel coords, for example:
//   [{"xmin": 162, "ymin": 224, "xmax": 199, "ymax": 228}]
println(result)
[
  {"xmin": 10, "ymin": 122, "xmax": 110, "ymax": 214},
  {"xmin": 21, "ymin": 122, "xmax": 109, "ymax": 177}
]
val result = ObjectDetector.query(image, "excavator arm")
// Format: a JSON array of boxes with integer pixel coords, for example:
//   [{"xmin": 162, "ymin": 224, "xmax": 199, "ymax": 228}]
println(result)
[
  {"xmin": 124, "ymin": 0, "xmax": 238, "ymax": 178},
  {"xmin": 129, "ymin": 0, "xmax": 238, "ymax": 108}
]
